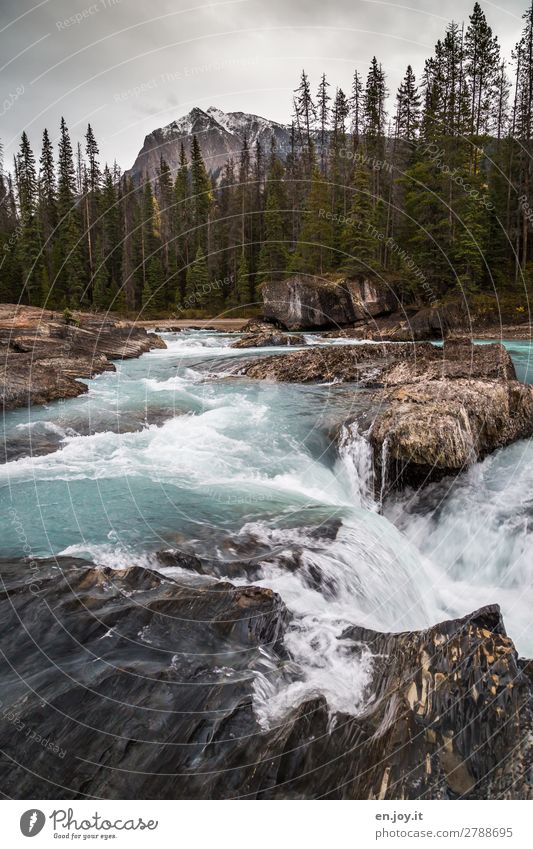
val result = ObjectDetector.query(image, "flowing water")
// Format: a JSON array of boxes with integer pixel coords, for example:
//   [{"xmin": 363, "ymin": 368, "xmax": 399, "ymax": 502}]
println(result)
[{"xmin": 1, "ymin": 330, "xmax": 532, "ymax": 724}]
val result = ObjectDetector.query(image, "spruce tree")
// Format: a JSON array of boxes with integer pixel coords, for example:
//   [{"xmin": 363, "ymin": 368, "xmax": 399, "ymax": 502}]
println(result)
[
  {"xmin": 395, "ymin": 65, "xmax": 421, "ymax": 141},
  {"xmin": 291, "ymin": 166, "xmax": 334, "ymax": 274},
  {"xmin": 38, "ymin": 128, "xmax": 57, "ymax": 301},
  {"xmin": 157, "ymin": 155, "xmax": 175, "ymax": 305},
  {"xmin": 83, "ymin": 124, "xmax": 101, "ymax": 297},
  {"xmin": 236, "ymin": 251, "xmax": 250, "ymax": 306},
  {"xmin": 185, "ymin": 245, "xmax": 209, "ymax": 307},
  {"xmin": 15, "ymin": 132, "xmax": 42, "ymax": 304},
  {"xmin": 174, "ymin": 144, "xmax": 191, "ymax": 301},
  {"xmin": 56, "ymin": 117, "xmax": 85, "ymax": 307},
  {"xmin": 316, "ymin": 73, "xmax": 331, "ymax": 171},
  {"xmin": 190, "ymin": 135, "xmax": 212, "ymax": 255},
  {"xmin": 293, "ymin": 70, "xmax": 316, "ymax": 171},
  {"xmin": 341, "ymin": 162, "xmax": 378, "ymax": 273},
  {"xmin": 350, "ymin": 70, "xmax": 364, "ymax": 147},
  {"xmin": 258, "ymin": 157, "xmax": 290, "ymax": 281},
  {"xmin": 465, "ymin": 2, "xmax": 500, "ymax": 138}
]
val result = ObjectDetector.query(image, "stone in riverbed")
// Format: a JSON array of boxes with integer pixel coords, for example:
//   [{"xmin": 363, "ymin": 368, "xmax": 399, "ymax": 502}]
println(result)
[
  {"xmin": 239, "ymin": 337, "xmax": 516, "ymax": 385},
  {"xmin": 231, "ymin": 329, "xmax": 305, "ymax": 348},
  {"xmin": 239, "ymin": 336, "xmax": 530, "ymax": 489}
]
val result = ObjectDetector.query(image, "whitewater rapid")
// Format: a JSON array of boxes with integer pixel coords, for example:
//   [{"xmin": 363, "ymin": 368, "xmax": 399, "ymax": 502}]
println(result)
[{"xmin": 1, "ymin": 329, "xmax": 532, "ymax": 724}]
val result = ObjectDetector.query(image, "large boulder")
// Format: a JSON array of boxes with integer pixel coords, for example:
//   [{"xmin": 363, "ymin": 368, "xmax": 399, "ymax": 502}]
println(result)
[
  {"xmin": 261, "ymin": 274, "xmax": 397, "ymax": 330},
  {"xmin": 231, "ymin": 329, "xmax": 305, "ymax": 349},
  {"xmin": 370, "ymin": 378, "xmax": 533, "ymax": 489},
  {"xmin": 239, "ymin": 338, "xmax": 516, "ymax": 385}
]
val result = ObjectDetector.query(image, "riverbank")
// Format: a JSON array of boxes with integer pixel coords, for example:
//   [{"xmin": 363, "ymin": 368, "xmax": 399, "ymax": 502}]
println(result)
[
  {"xmin": 0, "ymin": 304, "xmax": 166, "ymax": 410},
  {"xmin": 139, "ymin": 315, "xmax": 533, "ymax": 339},
  {"xmin": 137, "ymin": 317, "xmax": 248, "ymax": 331}
]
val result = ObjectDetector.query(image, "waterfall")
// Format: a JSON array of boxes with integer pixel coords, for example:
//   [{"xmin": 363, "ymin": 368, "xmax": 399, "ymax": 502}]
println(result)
[{"xmin": 336, "ymin": 422, "xmax": 377, "ymax": 510}]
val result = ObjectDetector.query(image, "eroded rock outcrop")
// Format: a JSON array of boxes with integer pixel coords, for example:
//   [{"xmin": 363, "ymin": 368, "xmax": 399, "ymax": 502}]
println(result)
[
  {"xmin": 0, "ymin": 556, "xmax": 530, "ymax": 799},
  {"xmin": 370, "ymin": 378, "xmax": 533, "ymax": 489},
  {"xmin": 0, "ymin": 305, "xmax": 166, "ymax": 410},
  {"xmin": 240, "ymin": 338, "xmax": 533, "ymax": 488},
  {"xmin": 261, "ymin": 274, "xmax": 397, "ymax": 330}
]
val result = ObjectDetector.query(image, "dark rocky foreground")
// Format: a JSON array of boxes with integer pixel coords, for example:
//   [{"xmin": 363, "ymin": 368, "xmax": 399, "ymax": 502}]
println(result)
[
  {"xmin": 0, "ymin": 554, "xmax": 530, "ymax": 800},
  {"xmin": 0, "ymin": 305, "xmax": 166, "ymax": 410},
  {"xmin": 239, "ymin": 339, "xmax": 533, "ymax": 490}
]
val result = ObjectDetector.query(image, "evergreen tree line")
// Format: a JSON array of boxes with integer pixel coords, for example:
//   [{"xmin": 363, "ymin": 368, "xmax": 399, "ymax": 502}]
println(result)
[{"xmin": 1, "ymin": 1, "xmax": 533, "ymax": 315}]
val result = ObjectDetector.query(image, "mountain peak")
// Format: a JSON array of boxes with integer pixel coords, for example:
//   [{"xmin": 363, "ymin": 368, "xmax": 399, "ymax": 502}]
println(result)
[{"xmin": 127, "ymin": 106, "xmax": 292, "ymax": 182}]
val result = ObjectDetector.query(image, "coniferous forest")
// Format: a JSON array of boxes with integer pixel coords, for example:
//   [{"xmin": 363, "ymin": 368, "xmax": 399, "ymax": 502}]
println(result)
[{"xmin": 2, "ymin": 2, "xmax": 533, "ymax": 316}]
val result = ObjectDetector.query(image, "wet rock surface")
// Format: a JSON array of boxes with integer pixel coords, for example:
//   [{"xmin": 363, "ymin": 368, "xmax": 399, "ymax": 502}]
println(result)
[
  {"xmin": 262, "ymin": 274, "xmax": 397, "ymax": 330},
  {"xmin": 0, "ymin": 556, "xmax": 530, "ymax": 799},
  {"xmin": 231, "ymin": 324, "xmax": 305, "ymax": 349},
  {"xmin": 0, "ymin": 304, "xmax": 166, "ymax": 410}
]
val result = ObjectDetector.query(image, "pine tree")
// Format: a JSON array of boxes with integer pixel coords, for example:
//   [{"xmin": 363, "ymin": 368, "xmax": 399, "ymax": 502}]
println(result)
[
  {"xmin": 190, "ymin": 135, "xmax": 212, "ymax": 256},
  {"xmin": 465, "ymin": 2, "xmax": 501, "ymax": 138},
  {"xmin": 395, "ymin": 65, "xmax": 421, "ymax": 141},
  {"xmin": 350, "ymin": 70, "xmax": 364, "ymax": 147},
  {"xmin": 56, "ymin": 117, "xmax": 85, "ymax": 306},
  {"xmin": 174, "ymin": 144, "xmax": 191, "ymax": 301},
  {"xmin": 121, "ymin": 175, "xmax": 143, "ymax": 310},
  {"xmin": 341, "ymin": 162, "xmax": 378, "ymax": 273},
  {"xmin": 185, "ymin": 245, "xmax": 209, "ymax": 306},
  {"xmin": 157, "ymin": 155, "xmax": 175, "ymax": 305},
  {"xmin": 96, "ymin": 165, "xmax": 122, "ymax": 309},
  {"xmin": 142, "ymin": 255, "xmax": 166, "ymax": 314},
  {"xmin": 364, "ymin": 58, "xmax": 388, "ymax": 141},
  {"xmin": 38, "ymin": 128, "xmax": 57, "ymax": 301},
  {"xmin": 257, "ymin": 157, "xmax": 290, "ymax": 281},
  {"xmin": 83, "ymin": 123, "xmax": 101, "ymax": 299},
  {"xmin": 293, "ymin": 70, "xmax": 316, "ymax": 170},
  {"xmin": 316, "ymin": 73, "xmax": 331, "ymax": 171},
  {"xmin": 513, "ymin": 1, "xmax": 533, "ymax": 272},
  {"xmin": 235, "ymin": 251, "xmax": 250, "ymax": 306},
  {"xmin": 15, "ymin": 132, "xmax": 42, "ymax": 304},
  {"xmin": 291, "ymin": 166, "xmax": 334, "ymax": 274}
]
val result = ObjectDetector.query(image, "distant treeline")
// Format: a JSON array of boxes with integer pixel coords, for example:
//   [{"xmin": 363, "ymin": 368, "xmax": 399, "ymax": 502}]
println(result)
[{"xmin": 1, "ymin": 1, "xmax": 533, "ymax": 315}]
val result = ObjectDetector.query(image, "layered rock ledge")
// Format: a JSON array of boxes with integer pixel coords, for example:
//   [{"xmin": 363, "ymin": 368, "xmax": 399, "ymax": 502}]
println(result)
[
  {"xmin": 239, "ymin": 338, "xmax": 533, "ymax": 488},
  {"xmin": 0, "ymin": 555, "xmax": 530, "ymax": 799},
  {"xmin": 0, "ymin": 304, "xmax": 166, "ymax": 410}
]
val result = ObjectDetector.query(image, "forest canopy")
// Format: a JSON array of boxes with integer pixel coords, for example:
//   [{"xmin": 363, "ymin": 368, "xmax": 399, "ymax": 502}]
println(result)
[{"xmin": 1, "ymin": 2, "xmax": 533, "ymax": 316}]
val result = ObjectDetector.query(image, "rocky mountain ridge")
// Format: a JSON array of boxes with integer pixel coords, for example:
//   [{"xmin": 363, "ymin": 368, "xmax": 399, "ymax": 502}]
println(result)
[{"xmin": 126, "ymin": 106, "xmax": 292, "ymax": 183}]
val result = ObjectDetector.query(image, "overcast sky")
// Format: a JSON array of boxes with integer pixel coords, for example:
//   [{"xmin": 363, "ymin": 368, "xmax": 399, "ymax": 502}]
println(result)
[{"xmin": 0, "ymin": 0, "xmax": 529, "ymax": 172}]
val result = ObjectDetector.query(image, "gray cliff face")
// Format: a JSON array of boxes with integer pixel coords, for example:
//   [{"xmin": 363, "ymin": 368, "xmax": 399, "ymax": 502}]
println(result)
[
  {"xmin": 126, "ymin": 106, "xmax": 292, "ymax": 183},
  {"xmin": 261, "ymin": 275, "xmax": 397, "ymax": 330}
]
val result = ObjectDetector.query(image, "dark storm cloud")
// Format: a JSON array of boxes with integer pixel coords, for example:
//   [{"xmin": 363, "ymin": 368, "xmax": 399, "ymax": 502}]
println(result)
[{"xmin": 0, "ymin": 0, "xmax": 528, "ymax": 171}]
